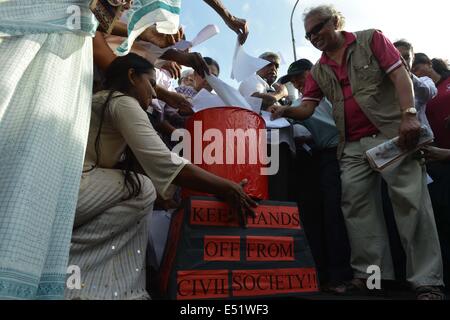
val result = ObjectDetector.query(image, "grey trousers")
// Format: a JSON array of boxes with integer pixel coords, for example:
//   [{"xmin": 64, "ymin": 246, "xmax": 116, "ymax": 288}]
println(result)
[{"xmin": 340, "ymin": 134, "xmax": 443, "ymax": 288}]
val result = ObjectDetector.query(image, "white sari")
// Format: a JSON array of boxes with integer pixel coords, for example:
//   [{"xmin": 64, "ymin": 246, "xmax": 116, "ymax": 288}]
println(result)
[{"xmin": 0, "ymin": 0, "xmax": 96, "ymax": 299}]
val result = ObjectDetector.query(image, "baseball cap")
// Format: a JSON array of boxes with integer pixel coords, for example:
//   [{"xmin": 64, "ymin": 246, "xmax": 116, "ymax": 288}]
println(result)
[{"xmin": 279, "ymin": 59, "xmax": 313, "ymax": 84}]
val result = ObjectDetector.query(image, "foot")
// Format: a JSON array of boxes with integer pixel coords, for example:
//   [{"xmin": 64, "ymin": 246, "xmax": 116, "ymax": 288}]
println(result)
[
  {"xmin": 321, "ymin": 281, "xmax": 348, "ymax": 294},
  {"xmin": 345, "ymin": 278, "xmax": 368, "ymax": 293},
  {"xmin": 416, "ymin": 286, "xmax": 445, "ymax": 300}
]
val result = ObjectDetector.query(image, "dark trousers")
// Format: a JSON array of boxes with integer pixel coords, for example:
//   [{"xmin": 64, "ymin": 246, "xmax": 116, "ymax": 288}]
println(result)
[
  {"xmin": 268, "ymin": 143, "xmax": 296, "ymax": 202},
  {"xmin": 296, "ymin": 146, "xmax": 353, "ymax": 283},
  {"xmin": 427, "ymin": 161, "xmax": 450, "ymax": 290}
]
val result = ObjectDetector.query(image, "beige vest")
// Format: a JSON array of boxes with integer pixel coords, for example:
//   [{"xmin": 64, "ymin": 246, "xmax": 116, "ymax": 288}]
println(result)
[{"xmin": 311, "ymin": 29, "xmax": 402, "ymax": 158}]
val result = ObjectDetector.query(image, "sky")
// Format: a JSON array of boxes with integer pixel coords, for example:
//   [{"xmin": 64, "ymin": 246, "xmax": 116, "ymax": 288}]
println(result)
[{"xmin": 179, "ymin": 0, "xmax": 449, "ymax": 86}]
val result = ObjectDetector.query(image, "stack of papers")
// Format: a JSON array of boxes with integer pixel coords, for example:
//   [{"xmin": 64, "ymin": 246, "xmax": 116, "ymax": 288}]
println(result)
[{"xmin": 260, "ymin": 111, "xmax": 291, "ymax": 129}]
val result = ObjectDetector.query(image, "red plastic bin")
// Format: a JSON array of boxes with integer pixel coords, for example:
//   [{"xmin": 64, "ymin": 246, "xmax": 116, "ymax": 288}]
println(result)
[{"xmin": 181, "ymin": 107, "xmax": 269, "ymax": 200}]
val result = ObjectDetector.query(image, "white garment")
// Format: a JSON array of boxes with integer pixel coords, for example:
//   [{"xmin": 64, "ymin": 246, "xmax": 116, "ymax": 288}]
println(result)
[
  {"xmin": 151, "ymin": 68, "xmax": 176, "ymax": 114},
  {"xmin": 413, "ymin": 75, "xmax": 437, "ymax": 134},
  {"xmin": 67, "ymin": 91, "xmax": 189, "ymax": 300},
  {"xmin": 67, "ymin": 168, "xmax": 155, "ymax": 300},
  {"xmin": 239, "ymin": 74, "xmax": 295, "ymax": 153},
  {"xmin": 0, "ymin": 32, "xmax": 93, "ymax": 300},
  {"xmin": 239, "ymin": 73, "xmax": 270, "ymax": 97}
]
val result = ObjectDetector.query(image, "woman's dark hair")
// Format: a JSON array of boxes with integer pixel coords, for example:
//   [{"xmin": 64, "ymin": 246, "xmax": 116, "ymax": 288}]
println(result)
[
  {"xmin": 431, "ymin": 58, "xmax": 450, "ymax": 80},
  {"xmin": 413, "ymin": 53, "xmax": 450, "ymax": 81},
  {"xmin": 92, "ymin": 53, "xmax": 154, "ymax": 200},
  {"xmin": 204, "ymin": 57, "xmax": 220, "ymax": 75}
]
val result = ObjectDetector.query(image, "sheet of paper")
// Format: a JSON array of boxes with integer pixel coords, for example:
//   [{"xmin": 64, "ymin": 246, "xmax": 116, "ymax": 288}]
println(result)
[
  {"xmin": 173, "ymin": 24, "xmax": 220, "ymax": 51},
  {"xmin": 245, "ymin": 96, "xmax": 263, "ymax": 114},
  {"xmin": 261, "ymin": 111, "xmax": 291, "ymax": 129},
  {"xmin": 192, "ymin": 24, "xmax": 220, "ymax": 47},
  {"xmin": 205, "ymin": 75, "xmax": 253, "ymax": 111},
  {"xmin": 231, "ymin": 40, "xmax": 270, "ymax": 82},
  {"xmin": 191, "ymin": 89, "xmax": 226, "ymax": 113}
]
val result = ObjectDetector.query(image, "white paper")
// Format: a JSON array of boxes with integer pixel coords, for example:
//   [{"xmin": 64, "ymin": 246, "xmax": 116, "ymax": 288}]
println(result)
[
  {"xmin": 261, "ymin": 111, "xmax": 291, "ymax": 129},
  {"xmin": 173, "ymin": 24, "xmax": 220, "ymax": 51},
  {"xmin": 231, "ymin": 40, "xmax": 270, "ymax": 82},
  {"xmin": 191, "ymin": 89, "xmax": 226, "ymax": 113},
  {"xmin": 171, "ymin": 40, "xmax": 191, "ymax": 51},
  {"xmin": 192, "ymin": 24, "xmax": 220, "ymax": 47},
  {"xmin": 205, "ymin": 75, "xmax": 253, "ymax": 111},
  {"xmin": 245, "ymin": 96, "xmax": 263, "ymax": 114}
]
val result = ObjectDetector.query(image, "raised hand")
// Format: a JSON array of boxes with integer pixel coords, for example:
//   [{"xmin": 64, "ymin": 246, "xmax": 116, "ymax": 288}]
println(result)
[
  {"xmin": 225, "ymin": 16, "xmax": 249, "ymax": 45},
  {"xmin": 162, "ymin": 91, "xmax": 194, "ymax": 116},
  {"xmin": 161, "ymin": 61, "xmax": 182, "ymax": 79}
]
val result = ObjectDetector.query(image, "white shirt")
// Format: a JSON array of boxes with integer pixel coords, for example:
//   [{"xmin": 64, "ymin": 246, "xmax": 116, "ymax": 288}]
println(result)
[
  {"xmin": 413, "ymin": 75, "xmax": 437, "ymax": 134},
  {"xmin": 239, "ymin": 74, "xmax": 295, "ymax": 153},
  {"xmin": 239, "ymin": 74, "xmax": 270, "ymax": 97}
]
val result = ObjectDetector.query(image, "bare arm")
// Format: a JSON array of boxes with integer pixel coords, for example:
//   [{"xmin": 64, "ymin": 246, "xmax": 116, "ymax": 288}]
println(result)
[
  {"xmin": 269, "ymin": 100, "xmax": 318, "ymax": 121},
  {"xmin": 111, "ymin": 21, "xmax": 129, "ymax": 37},
  {"xmin": 153, "ymin": 120, "xmax": 176, "ymax": 137},
  {"xmin": 93, "ymin": 31, "xmax": 116, "ymax": 71},
  {"xmin": 252, "ymin": 84, "xmax": 289, "ymax": 109},
  {"xmin": 155, "ymin": 86, "xmax": 194, "ymax": 115},
  {"xmin": 160, "ymin": 50, "xmax": 210, "ymax": 78},
  {"xmin": 174, "ymin": 164, "xmax": 257, "ymax": 224},
  {"xmin": 203, "ymin": 0, "xmax": 249, "ymax": 44},
  {"xmin": 389, "ymin": 66, "xmax": 415, "ymax": 113},
  {"xmin": 389, "ymin": 66, "xmax": 421, "ymax": 150},
  {"xmin": 251, "ymin": 92, "xmax": 278, "ymax": 109},
  {"xmin": 422, "ymin": 146, "xmax": 450, "ymax": 162}
]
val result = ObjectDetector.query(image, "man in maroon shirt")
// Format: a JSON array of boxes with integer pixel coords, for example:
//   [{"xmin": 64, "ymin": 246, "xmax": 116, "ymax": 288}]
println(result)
[{"xmin": 270, "ymin": 5, "xmax": 444, "ymax": 299}]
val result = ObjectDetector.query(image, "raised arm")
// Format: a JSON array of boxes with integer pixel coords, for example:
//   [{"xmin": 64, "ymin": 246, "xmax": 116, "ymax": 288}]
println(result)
[
  {"xmin": 203, "ymin": 0, "xmax": 249, "ymax": 44},
  {"xmin": 93, "ymin": 32, "xmax": 117, "ymax": 71},
  {"xmin": 160, "ymin": 50, "xmax": 211, "ymax": 78}
]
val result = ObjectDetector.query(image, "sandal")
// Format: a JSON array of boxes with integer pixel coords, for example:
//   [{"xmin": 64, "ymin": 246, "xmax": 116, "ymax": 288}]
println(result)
[{"xmin": 416, "ymin": 286, "xmax": 445, "ymax": 300}]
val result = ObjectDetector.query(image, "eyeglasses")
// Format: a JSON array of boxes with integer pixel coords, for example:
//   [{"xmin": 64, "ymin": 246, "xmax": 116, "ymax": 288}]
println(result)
[{"xmin": 305, "ymin": 17, "xmax": 332, "ymax": 41}]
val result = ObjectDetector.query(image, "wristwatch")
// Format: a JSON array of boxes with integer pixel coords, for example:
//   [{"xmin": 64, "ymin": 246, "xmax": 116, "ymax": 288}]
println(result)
[{"xmin": 402, "ymin": 107, "xmax": 417, "ymax": 116}]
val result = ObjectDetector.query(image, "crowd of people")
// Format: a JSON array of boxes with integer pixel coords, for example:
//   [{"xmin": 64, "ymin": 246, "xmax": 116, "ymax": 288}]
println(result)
[{"xmin": 0, "ymin": 0, "xmax": 448, "ymax": 300}]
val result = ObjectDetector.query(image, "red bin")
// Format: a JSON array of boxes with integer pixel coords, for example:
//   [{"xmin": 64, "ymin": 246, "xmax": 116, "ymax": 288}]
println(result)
[{"xmin": 182, "ymin": 107, "xmax": 269, "ymax": 200}]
